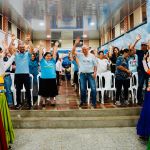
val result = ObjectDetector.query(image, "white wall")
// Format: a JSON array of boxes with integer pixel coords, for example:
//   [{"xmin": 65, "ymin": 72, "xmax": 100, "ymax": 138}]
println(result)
[
  {"xmin": 134, "ymin": 6, "xmax": 142, "ymax": 27},
  {"xmin": 89, "ymin": 40, "xmax": 99, "ymax": 48}
]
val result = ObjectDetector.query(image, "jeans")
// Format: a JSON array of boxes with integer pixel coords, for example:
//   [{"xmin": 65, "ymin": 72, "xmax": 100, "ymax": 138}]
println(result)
[
  {"xmin": 137, "ymin": 70, "xmax": 149, "ymax": 103},
  {"xmin": 4, "ymin": 75, "xmax": 13, "ymax": 105},
  {"xmin": 80, "ymin": 73, "xmax": 96, "ymax": 106}
]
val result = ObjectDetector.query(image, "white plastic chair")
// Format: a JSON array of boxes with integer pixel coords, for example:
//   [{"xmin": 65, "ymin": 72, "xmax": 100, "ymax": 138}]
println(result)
[
  {"xmin": 37, "ymin": 73, "xmax": 41, "ymax": 106},
  {"xmin": 130, "ymin": 72, "xmax": 138, "ymax": 104},
  {"xmin": 10, "ymin": 73, "xmax": 17, "ymax": 105},
  {"xmin": 21, "ymin": 74, "xmax": 34, "ymax": 106},
  {"xmin": 10, "ymin": 73, "xmax": 34, "ymax": 106},
  {"xmin": 100, "ymin": 72, "xmax": 116, "ymax": 104}
]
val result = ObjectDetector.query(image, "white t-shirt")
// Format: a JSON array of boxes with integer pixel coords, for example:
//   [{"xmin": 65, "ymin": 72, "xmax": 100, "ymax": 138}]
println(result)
[
  {"xmin": 97, "ymin": 58, "xmax": 109, "ymax": 74},
  {"xmin": 56, "ymin": 60, "xmax": 62, "ymax": 72}
]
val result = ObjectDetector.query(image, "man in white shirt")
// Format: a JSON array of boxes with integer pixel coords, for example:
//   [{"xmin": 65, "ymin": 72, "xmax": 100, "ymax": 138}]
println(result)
[{"xmin": 56, "ymin": 57, "xmax": 62, "ymax": 86}]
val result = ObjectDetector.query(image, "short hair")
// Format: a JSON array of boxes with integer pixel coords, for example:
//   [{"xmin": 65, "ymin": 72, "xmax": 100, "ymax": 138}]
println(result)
[
  {"xmin": 82, "ymin": 45, "xmax": 89, "ymax": 49},
  {"xmin": 123, "ymin": 49, "xmax": 129, "ymax": 53},
  {"xmin": 98, "ymin": 50, "xmax": 104, "ymax": 55}
]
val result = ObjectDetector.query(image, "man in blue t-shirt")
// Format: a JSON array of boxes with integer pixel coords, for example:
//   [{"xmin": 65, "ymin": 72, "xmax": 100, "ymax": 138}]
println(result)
[{"xmin": 9, "ymin": 34, "xmax": 34, "ymax": 109}]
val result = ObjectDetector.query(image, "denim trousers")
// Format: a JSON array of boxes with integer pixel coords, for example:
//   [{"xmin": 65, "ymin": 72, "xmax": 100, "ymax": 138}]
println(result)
[
  {"xmin": 80, "ymin": 73, "xmax": 96, "ymax": 106},
  {"xmin": 4, "ymin": 75, "xmax": 13, "ymax": 105}
]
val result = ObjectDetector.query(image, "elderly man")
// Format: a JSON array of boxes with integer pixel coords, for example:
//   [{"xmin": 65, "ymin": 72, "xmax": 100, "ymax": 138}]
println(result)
[
  {"xmin": 9, "ymin": 34, "xmax": 34, "ymax": 109},
  {"xmin": 72, "ymin": 37, "xmax": 97, "ymax": 108}
]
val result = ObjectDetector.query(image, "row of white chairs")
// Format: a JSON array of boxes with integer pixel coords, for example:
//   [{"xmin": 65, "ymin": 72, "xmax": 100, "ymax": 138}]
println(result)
[{"xmin": 79, "ymin": 71, "xmax": 138, "ymax": 105}]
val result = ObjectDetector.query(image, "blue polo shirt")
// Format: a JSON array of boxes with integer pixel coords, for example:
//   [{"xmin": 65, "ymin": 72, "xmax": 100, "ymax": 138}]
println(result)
[
  {"xmin": 77, "ymin": 53, "xmax": 97, "ymax": 73},
  {"xmin": 40, "ymin": 58, "xmax": 56, "ymax": 79},
  {"xmin": 15, "ymin": 51, "xmax": 30, "ymax": 74}
]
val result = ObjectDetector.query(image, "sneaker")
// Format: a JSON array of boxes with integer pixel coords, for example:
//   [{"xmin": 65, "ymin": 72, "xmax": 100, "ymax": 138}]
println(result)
[
  {"xmin": 91, "ymin": 105, "xmax": 96, "ymax": 109},
  {"xmin": 15, "ymin": 104, "xmax": 22, "ymax": 110},
  {"xmin": 115, "ymin": 101, "xmax": 121, "ymax": 106},
  {"xmin": 79, "ymin": 102, "xmax": 87, "ymax": 107},
  {"xmin": 51, "ymin": 100, "xmax": 56, "ymax": 106},
  {"xmin": 124, "ymin": 100, "xmax": 129, "ymax": 105}
]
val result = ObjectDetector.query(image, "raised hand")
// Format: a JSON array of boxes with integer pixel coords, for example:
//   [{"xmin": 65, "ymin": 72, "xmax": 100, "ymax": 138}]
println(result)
[
  {"xmin": 26, "ymin": 33, "xmax": 31, "ymax": 41},
  {"xmin": 75, "ymin": 37, "xmax": 80, "ymax": 45},
  {"xmin": 54, "ymin": 41, "xmax": 59, "ymax": 47},
  {"xmin": 136, "ymin": 34, "xmax": 141, "ymax": 41},
  {"xmin": 2, "ymin": 40, "xmax": 8, "ymax": 50},
  {"xmin": 11, "ymin": 34, "xmax": 16, "ymax": 41}
]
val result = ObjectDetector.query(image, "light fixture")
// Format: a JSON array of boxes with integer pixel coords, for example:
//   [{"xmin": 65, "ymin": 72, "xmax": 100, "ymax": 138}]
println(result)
[
  {"xmin": 59, "ymin": 39, "xmax": 62, "ymax": 42},
  {"xmin": 90, "ymin": 22, "xmax": 95, "ymax": 26},
  {"xmin": 83, "ymin": 34, "xmax": 87, "ymax": 38},
  {"xmin": 47, "ymin": 35, "xmax": 51, "ymax": 38},
  {"xmin": 39, "ymin": 22, "xmax": 45, "ymax": 26}
]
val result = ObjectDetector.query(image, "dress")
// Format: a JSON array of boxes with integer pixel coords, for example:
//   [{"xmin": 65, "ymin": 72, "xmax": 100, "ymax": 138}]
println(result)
[
  {"xmin": 137, "ymin": 91, "xmax": 150, "ymax": 137},
  {"xmin": 137, "ymin": 58, "xmax": 150, "ymax": 137}
]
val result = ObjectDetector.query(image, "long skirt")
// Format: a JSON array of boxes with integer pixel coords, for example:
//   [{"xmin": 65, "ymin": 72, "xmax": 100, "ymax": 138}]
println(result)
[
  {"xmin": 38, "ymin": 78, "xmax": 58, "ymax": 97},
  {"xmin": 0, "ymin": 111, "xmax": 8, "ymax": 150},
  {"xmin": 0, "ymin": 93, "xmax": 15, "ymax": 145},
  {"xmin": 137, "ymin": 92, "xmax": 150, "ymax": 137}
]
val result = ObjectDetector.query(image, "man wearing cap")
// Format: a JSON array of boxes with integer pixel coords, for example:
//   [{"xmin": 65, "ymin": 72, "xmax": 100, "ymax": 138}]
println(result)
[{"xmin": 72, "ymin": 37, "xmax": 97, "ymax": 108}]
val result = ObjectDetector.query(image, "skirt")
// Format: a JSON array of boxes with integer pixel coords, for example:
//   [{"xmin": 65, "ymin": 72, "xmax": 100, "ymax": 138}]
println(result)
[
  {"xmin": 0, "ymin": 111, "xmax": 7, "ymax": 150},
  {"xmin": 0, "ymin": 93, "xmax": 15, "ymax": 145},
  {"xmin": 137, "ymin": 92, "xmax": 150, "ymax": 137},
  {"xmin": 38, "ymin": 78, "xmax": 58, "ymax": 97}
]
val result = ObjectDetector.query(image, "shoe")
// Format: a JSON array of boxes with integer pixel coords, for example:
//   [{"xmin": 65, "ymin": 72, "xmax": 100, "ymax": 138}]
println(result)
[
  {"xmin": 91, "ymin": 105, "xmax": 96, "ymax": 109},
  {"xmin": 51, "ymin": 99, "xmax": 56, "ymax": 106},
  {"xmin": 42, "ymin": 104, "xmax": 46, "ymax": 110},
  {"xmin": 124, "ymin": 100, "xmax": 129, "ymax": 105},
  {"xmin": 115, "ymin": 101, "xmax": 121, "ymax": 106},
  {"xmin": 79, "ymin": 102, "xmax": 87, "ymax": 107},
  {"xmin": 15, "ymin": 104, "xmax": 22, "ymax": 110}
]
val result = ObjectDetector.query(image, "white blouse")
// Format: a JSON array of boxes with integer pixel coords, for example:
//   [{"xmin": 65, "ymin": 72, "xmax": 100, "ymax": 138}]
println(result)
[{"xmin": 0, "ymin": 55, "xmax": 15, "ymax": 76}]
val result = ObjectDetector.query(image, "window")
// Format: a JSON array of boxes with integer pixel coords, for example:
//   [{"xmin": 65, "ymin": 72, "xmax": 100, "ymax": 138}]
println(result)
[
  {"xmin": 73, "ymin": 39, "xmax": 83, "ymax": 47},
  {"xmin": 8, "ymin": 21, "xmax": 11, "ymax": 33},
  {"xmin": 112, "ymin": 28, "xmax": 115, "ymax": 39},
  {"xmin": 142, "ymin": 3, "xmax": 147, "ymax": 22},
  {"xmin": 129, "ymin": 13, "xmax": 134, "ymax": 29},
  {"xmin": 17, "ymin": 28, "xmax": 20, "ymax": 39},
  {"xmin": 0, "ymin": 15, "xmax": 2, "ymax": 30},
  {"xmin": 51, "ymin": 40, "xmax": 61, "ymax": 48},
  {"xmin": 120, "ymin": 20, "xmax": 124, "ymax": 35}
]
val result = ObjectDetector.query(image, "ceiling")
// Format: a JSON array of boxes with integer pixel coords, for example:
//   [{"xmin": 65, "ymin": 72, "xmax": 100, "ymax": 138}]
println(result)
[{"xmin": 0, "ymin": 0, "xmax": 144, "ymax": 40}]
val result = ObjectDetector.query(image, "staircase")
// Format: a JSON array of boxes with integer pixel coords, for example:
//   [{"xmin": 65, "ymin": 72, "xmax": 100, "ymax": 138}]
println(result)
[{"xmin": 10, "ymin": 107, "xmax": 141, "ymax": 128}]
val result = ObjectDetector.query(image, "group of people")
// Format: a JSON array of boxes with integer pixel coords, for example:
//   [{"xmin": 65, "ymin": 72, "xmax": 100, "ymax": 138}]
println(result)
[{"xmin": 0, "ymin": 33, "xmax": 60, "ymax": 110}]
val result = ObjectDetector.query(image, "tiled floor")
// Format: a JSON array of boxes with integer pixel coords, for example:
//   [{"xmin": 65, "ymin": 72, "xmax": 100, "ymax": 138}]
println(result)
[
  {"xmin": 11, "ymin": 128, "xmax": 147, "ymax": 150},
  {"xmin": 11, "ymin": 80, "xmax": 141, "ymax": 110}
]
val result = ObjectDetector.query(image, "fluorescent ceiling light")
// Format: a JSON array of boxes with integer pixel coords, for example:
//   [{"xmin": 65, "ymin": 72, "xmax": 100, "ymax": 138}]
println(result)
[
  {"xmin": 83, "ymin": 34, "xmax": 87, "ymax": 38},
  {"xmin": 90, "ymin": 22, "xmax": 95, "ymax": 26},
  {"xmin": 47, "ymin": 35, "xmax": 51, "ymax": 38},
  {"xmin": 39, "ymin": 22, "xmax": 45, "ymax": 26}
]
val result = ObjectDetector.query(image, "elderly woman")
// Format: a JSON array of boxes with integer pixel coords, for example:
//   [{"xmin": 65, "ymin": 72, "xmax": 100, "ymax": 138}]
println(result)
[{"xmin": 137, "ymin": 42, "xmax": 150, "ymax": 141}]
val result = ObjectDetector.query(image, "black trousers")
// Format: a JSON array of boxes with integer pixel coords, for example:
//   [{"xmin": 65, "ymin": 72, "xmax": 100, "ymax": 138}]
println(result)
[
  {"xmin": 115, "ymin": 78, "xmax": 130, "ymax": 103},
  {"xmin": 15, "ymin": 74, "xmax": 31, "ymax": 106},
  {"xmin": 56, "ymin": 71, "xmax": 60, "ymax": 85}
]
